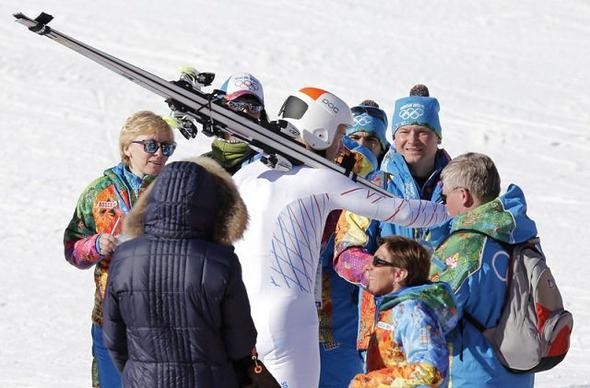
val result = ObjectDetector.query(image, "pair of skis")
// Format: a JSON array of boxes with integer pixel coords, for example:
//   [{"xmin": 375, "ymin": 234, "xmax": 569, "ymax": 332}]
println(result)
[{"xmin": 13, "ymin": 12, "xmax": 391, "ymax": 197}]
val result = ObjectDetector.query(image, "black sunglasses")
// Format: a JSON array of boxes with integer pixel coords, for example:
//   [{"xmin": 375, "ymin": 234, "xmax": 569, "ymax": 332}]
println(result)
[
  {"xmin": 131, "ymin": 140, "xmax": 176, "ymax": 157},
  {"xmin": 227, "ymin": 100, "xmax": 264, "ymax": 113},
  {"xmin": 372, "ymin": 255, "xmax": 397, "ymax": 267}
]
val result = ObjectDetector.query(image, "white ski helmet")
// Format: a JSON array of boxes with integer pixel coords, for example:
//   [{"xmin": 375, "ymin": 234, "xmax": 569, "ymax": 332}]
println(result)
[{"xmin": 278, "ymin": 87, "xmax": 353, "ymax": 150}]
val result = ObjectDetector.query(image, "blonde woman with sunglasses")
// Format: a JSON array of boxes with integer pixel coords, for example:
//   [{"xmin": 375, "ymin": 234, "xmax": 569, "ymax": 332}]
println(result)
[{"xmin": 63, "ymin": 111, "xmax": 175, "ymax": 388}]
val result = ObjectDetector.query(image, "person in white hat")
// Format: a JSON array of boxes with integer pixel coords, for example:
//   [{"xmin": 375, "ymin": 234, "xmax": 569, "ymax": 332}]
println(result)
[{"xmin": 205, "ymin": 72, "xmax": 269, "ymax": 174}]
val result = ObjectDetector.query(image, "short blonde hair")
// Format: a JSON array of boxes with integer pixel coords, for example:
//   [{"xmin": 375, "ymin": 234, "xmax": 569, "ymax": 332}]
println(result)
[{"xmin": 119, "ymin": 111, "xmax": 174, "ymax": 166}]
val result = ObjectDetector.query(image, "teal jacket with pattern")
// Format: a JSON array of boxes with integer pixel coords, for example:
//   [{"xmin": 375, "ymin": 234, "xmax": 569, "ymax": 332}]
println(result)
[{"xmin": 430, "ymin": 184, "xmax": 537, "ymax": 387}]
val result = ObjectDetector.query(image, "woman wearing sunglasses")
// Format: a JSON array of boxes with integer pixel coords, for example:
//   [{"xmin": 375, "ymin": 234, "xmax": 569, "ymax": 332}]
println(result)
[
  {"xmin": 63, "ymin": 110, "xmax": 175, "ymax": 388},
  {"xmin": 349, "ymin": 236, "xmax": 457, "ymax": 388}
]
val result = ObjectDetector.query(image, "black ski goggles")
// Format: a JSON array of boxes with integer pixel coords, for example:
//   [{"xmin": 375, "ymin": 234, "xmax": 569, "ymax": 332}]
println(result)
[
  {"xmin": 227, "ymin": 100, "xmax": 264, "ymax": 113},
  {"xmin": 131, "ymin": 140, "xmax": 176, "ymax": 157}
]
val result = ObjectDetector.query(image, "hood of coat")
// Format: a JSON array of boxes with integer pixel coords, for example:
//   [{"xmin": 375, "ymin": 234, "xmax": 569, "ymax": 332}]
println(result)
[
  {"xmin": 450, "ymin": 183, "xmax": 538, "ymax": 245},
  {"xmin": 124, "ymin": 157, "xmax": 248, "ymax": 245},
  {"xmin": 378, "ymin": 281, "xmax": 459, "ymax": 335}
]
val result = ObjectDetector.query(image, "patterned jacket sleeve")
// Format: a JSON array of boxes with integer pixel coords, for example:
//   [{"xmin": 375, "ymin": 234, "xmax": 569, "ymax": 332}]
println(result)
[
  {"xmin": 63, "ymin": 181, "xmax": 103, "ymax": 269},
  {"xmin": 333, "ymin": 210, "xmax": 380, "ymax": 287},
  {"xmin": 350, "ymin": 301, "xmax": 448, "ymax": 387}
]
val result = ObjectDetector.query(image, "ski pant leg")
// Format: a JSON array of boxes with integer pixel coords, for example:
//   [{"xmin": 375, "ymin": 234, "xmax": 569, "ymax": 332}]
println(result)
[
  {"xmin": 91, "ymin": 324, "xmax": 121, "ymax": 388},
  {"xmin": 253, "ymin": 295, "xmax": 321, "ymax": 388},
  {"xmin": 260, "ymin": 325, "xmax": 320, "ymax": 388}
]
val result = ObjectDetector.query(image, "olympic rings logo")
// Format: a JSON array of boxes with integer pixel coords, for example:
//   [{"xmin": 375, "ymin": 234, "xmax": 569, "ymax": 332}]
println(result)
[
  {"xmin": 398, "ymin": 106, "xmax": 424, "ymax": 120},
  {"xmin": 354, "ymin": 114, "xmax": 374, "ymax": 126},
  {"xmin": 233, "ymin": 78, "xmax": 260, "ymax": 91}
]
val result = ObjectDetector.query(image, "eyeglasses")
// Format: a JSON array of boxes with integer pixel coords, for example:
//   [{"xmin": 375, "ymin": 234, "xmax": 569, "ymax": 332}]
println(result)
[
  {"xmin": 441, "ymin": 186, "xmax": 468, "ymax": 205},
  {"xmin": 227, "ymin": 100, "xmax": 264, "ymax": 113},
  {"xmin": 372, "ymin": 255, "xmax": 398, "ymax": 268},
  {"xmin": 131, "ymin": 140, "xmax": 176, "ymax": 157}
]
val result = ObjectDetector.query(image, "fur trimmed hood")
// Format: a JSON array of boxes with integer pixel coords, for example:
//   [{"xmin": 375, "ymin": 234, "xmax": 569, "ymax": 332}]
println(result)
[{"xmin": 123, "ymin": 157, "xmax": 248, "ymax": 245}]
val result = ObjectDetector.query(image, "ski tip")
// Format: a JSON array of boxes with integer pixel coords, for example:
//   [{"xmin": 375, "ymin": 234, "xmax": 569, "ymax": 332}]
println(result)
[
  {"xmin": 13, "ymin": 11, "xmax": 53, "ymax": 22},
  {"xmin": 13, "ymin": 12, "xmax": 54, "ymax": 35}
]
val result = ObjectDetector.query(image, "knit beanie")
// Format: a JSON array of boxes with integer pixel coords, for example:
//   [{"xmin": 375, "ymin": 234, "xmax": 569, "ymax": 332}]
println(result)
[
  {"xmin": 392, "ymin": 85, "xmax": 442, "ymax": 139},
  {"xmin": 346, "ymin": 100, "xmax": 390, "ymax": 152}
]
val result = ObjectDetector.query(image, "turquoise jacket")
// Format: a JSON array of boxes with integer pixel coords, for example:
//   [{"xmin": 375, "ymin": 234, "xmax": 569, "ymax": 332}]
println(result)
[
  {"xmin": 431, "ymin": 184, "xmax": 537, "ymax": 387},
  {"xmin": 379, "ymin": 147, "xmax": 451, "ymax": 247}
]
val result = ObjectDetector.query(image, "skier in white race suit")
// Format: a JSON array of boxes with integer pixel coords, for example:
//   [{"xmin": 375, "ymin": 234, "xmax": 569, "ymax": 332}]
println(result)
[{"xmin": 233, "ymin": 87, "xmax": 448, "ymax": 388}]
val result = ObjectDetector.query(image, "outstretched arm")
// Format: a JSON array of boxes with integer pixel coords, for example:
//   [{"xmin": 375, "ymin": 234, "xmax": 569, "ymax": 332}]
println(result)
[{"xmin": 329, "ymin": 176, "xmax": 448, "ymax": 229}]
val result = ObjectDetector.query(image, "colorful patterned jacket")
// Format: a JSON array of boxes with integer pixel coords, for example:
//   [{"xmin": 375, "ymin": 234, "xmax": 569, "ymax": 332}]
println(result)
[
  {"xmin": 63, "ymin": 163, "xmax": 154, "ymax": 325},
  {"xmin": 430, "ymin": 184, "xmax": 536, "ymax": 387},
  {"xmin": 334, "ymin": 148, "xmax": 451, "ymax": 350},
  {"xmin": 318, "ymin": 137, "xmax": 381, "ymax": 353},
  {"xmin": 350, "ymin": 282, "xmax": 458, "ymax": 387}
]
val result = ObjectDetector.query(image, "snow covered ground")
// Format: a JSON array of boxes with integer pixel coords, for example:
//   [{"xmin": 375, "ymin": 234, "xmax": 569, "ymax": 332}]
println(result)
[{"xmin": 1, "ymin": 0, "xmax": 589, "ymax": 386}]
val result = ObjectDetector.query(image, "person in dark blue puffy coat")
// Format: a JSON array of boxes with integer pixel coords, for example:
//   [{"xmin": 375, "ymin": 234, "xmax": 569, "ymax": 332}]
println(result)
[{"xmin": 102, "ymin": 157, "xmax": 257, "ymax": 388}]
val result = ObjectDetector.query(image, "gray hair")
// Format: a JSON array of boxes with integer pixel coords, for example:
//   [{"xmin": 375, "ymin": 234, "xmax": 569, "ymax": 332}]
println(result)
[{"xmin": 441, "ymin": 152, "xmax": 501, "ymax": 203}]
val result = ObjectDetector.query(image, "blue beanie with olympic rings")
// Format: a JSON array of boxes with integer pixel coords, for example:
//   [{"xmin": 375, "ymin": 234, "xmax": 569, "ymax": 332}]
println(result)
[
  {"xmin": 346, "ymin": 101, "xmax": 390, "ymax": 152},
  {"xmin": 392, "ymin": 95, "xmax": 442, "ymax": 139}
]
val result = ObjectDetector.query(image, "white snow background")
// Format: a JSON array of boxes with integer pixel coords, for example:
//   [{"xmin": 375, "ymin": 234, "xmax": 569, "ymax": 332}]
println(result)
[{"xmin": 1, "ymin": 0, "xmax": 589, "ymax": 387}]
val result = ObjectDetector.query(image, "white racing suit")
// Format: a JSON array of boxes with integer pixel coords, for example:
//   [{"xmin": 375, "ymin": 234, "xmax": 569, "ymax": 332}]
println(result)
[{"xmin": 233, "ymin": 161, "xmax": 447, "ymax": 388}]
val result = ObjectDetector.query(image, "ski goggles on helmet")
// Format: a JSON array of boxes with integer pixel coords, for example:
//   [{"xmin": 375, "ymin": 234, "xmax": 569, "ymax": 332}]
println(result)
[
  {"xmin": 131, "ymin": 140, "xmax": 176, "ymax": 157},
  {"xmin": 227, "ymin": 100, "xmax": 264, "ymax": 113}
]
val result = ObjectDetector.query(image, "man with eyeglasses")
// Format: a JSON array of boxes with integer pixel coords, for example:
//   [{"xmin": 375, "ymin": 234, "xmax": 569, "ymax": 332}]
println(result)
[
  {"xmin": 204, "ymin": 72, "xmax": 269, "ymax": 174},
  {"xmin": 63, "ymin": 111, "xmax": 175, "ymax": 388},
  {"xmin": 430, "ymin": 153, "xmax": 536, "ymax": 387},
  {"xmin": 333, "ymin": 85, "xmax": 453, "ymax": 367}
]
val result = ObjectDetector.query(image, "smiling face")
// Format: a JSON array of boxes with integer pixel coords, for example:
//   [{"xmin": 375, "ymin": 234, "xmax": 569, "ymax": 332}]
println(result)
[
  {"xmin": 119, "ymin": 111, "xmax": 175, "ymax": 178},
  {"xmin": 394, "ymin": 124, "xmax": 439, "ymax": 177},
  {"xmin": 124, "ymin": 132, "xmax": 175, "ymax": 178}
]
